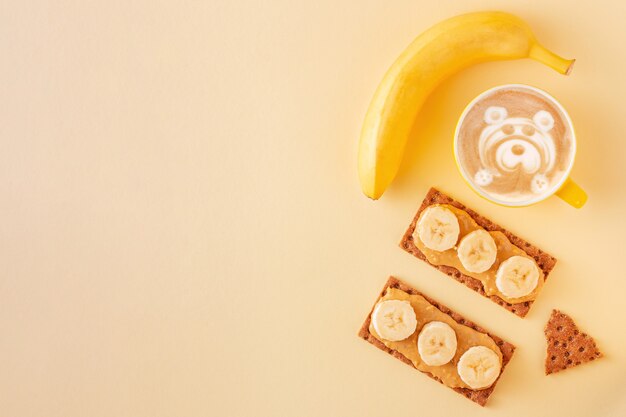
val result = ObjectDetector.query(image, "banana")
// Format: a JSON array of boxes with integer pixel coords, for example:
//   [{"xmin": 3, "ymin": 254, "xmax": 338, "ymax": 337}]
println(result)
[
  {"xmin": 358, "ymin": 11, "xmax": 574, "ymax": 199},
  {"xmin": 457, "ymin": 229, "xmax": 497, "ymax": 273},
  {"xmin": 416, "ymin": 205, "xmax": 460, "ymax": 251},
  {"xmin": 372, "ymin": 299, "xmax": 417, "ymax": 341},
  {"xmin": 495, "ymin": 255, "xmax": 540, "ymax": 298},
  {"xmin": 417, "ymin": 321, "xmax": 458, "ymax": 366},
  {"xmin": 457, "ymin": 346, "xmax": 502, "ymax": 389}
]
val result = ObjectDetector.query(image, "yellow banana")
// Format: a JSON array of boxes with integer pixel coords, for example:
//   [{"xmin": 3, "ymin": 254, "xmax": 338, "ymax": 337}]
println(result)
[{"xmin": 358, "ymin": 11, "xmax": 574, "ymax": 200}]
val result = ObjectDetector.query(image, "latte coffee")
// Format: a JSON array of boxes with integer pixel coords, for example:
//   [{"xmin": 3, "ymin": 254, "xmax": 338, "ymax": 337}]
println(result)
[{"xmin": 455, "ymin": 85, "xmax": 575, "ymax": 205}]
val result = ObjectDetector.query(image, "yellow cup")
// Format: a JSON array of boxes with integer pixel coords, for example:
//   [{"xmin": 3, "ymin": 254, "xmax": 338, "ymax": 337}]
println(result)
[{"xmin": 453, "ymin": 84, "xmax": 587, "ymax": 208}]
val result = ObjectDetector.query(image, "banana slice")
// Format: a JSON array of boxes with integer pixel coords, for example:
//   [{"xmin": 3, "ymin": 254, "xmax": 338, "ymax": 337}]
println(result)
[
  {"xmin": 417, "ymin": 321, "xmax": 458, "ymax": 366},
  {"xmin": 457, "ymin": 229, "xmax": 497, "ymax": 273},
  {"xmin": 457, "ymin": 346, "xmax": 501, "ymax": 389},
  {"xmin": 416, "ymin": 206, "xmax": 460, "ymax": 251},
  {"xmin": 495, "ymin": 256, "xmax": 540, "ymax": 298},
  {"xmin": 372, "ymin": 300, "xmax": 417, "ymax": 342}
]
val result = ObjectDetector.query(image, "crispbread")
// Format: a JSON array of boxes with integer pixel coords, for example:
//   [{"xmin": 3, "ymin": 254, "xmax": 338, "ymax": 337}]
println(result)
[
  {"xmin": 358, "ymin": 276, "xmax": 515, "ymax": 406},
  {"xmin": 544, "ymin": 309, "xmax": 602, "ymax": 375},
  {"xmin": 400, "ymin": 188, "xmax": 557, "ymax": 317}
]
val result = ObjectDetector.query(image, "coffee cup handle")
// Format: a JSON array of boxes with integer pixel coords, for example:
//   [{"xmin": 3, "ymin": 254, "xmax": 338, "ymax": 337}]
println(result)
[{"xmin": 555, "ymin": 178, "xmax": 587, "ymax": 208}]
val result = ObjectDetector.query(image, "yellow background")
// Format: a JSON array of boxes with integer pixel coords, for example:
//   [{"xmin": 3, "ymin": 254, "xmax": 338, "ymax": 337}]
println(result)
[{"xmin": 1, "ymin": 1, "xmax": 625, "ymax": 416}]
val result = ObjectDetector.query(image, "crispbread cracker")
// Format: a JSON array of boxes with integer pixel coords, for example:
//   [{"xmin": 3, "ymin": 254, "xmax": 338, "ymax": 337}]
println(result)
[
  {"xmin": 400, "ymin": 188, "xmax": 557, "ymax": 317},
  {"xmin": 544, "ymin": 309, "xmax": 602, "ymax": 375},
  {"xmin": 358, "ymin": 276, "xmax": 515, "ymax": 406}
]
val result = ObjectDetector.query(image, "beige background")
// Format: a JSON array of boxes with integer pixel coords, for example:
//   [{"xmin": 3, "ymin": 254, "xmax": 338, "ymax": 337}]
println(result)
[{"xmin": 1, "ymin": 1, "xmax": 625, "ymax": 416}]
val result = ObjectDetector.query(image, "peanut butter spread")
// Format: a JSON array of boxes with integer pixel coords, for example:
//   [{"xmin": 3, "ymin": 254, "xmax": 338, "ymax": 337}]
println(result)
[
  {"xmin": 413, "ymin": 204, "xmax": 544, "ymax": 303},
  {"xmin": 369, "ymin": 287, "xmax": 502, "ymax": 389}
]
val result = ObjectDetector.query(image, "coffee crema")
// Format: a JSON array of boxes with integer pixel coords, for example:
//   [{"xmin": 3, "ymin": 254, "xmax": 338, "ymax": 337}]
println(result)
[{"xmin": 455, "ymin": 86, "xmax": 574, "ymax": 205}]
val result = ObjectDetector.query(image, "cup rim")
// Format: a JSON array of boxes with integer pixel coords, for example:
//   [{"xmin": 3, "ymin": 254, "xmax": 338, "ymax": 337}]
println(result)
[{"xmin": 453, "ymin": 83, "xmax": 577, "ymax": 207}]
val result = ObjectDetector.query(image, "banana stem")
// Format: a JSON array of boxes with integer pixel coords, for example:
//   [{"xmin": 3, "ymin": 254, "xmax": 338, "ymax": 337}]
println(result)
[{"xmin": 529, "ymin": 43, "xmax": 575, "ymax": 75}]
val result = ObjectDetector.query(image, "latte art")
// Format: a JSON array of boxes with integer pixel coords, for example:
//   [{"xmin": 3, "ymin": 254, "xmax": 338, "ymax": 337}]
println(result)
[
  {"xmin": 474, "ymin": 107, "xmax": 557, "ymax": 194},
  {"xmin": 456, "ymin": 86, "xmax": 574, "ymax": 205}
]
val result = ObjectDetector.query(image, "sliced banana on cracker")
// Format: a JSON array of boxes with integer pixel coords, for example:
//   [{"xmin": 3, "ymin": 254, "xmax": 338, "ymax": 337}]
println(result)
[
  {"xmin": 417, "ymin": 321, "xmax": 458, "ymax": 366},
  {"xmin": 371, "ymin": 299, "xmax": 417, "ymax": 342},
  {"xmin": 457, "ymin": 346, "xmax": 501, "ymax": 389},
  {"xmin": 495, "ymin": 255, "xmax": 540, "ymax": 298},
  {"xmin": 416, "ymin": 205, "xmax": 460, "ymax": 251},
  {"xmin": 457, "ymin": 229, "xmax": 497, "ymax": 273}
]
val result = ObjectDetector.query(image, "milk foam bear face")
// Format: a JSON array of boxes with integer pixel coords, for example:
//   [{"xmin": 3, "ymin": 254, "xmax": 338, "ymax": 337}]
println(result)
[{"xmin": 473, "ymin": 106, "xmax": 557, "ymax": 194}]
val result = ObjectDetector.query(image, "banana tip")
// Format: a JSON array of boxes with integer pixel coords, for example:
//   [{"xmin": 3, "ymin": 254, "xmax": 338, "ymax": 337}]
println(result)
[{"xmin": 565, "ymin": 59, "xmax": 575, "ymax": 76}]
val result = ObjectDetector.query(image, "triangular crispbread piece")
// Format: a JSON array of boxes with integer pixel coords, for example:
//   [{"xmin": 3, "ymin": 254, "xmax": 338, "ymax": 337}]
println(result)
[{"xmin": 545, "ymin": 309, "xmax": 602, "ymax": 375}]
